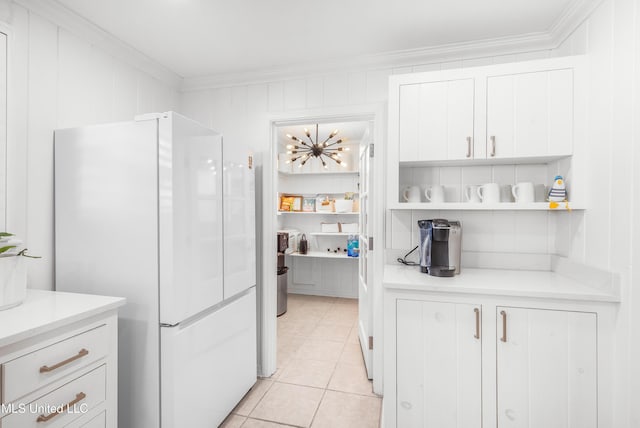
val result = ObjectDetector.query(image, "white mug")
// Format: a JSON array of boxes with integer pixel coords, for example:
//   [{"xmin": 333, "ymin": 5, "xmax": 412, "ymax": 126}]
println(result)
[
  {"xmin": 477, "ymin": 183, "xmax": 500, "ymax": 204},
  {"xmin": 512, "ymin": 182, "xmax": 535, "ymax": 203},
  {"xmin": 465, "ymin": 185, "xmax": 481, "ymax": 203},
  {"xmin": 535, "ymin": 184, "xmax": 547, "ymax": 202},
  {"xmin": 500, "ymin": 185, "xmax": 514, "ymax": 202},
  {"xmin": 403, "ymin": 186, "xmax": 421, "ymax": 203},
  {"xmin": 425, "ymin": 184, "xmax": 445, "ymax": 203}
]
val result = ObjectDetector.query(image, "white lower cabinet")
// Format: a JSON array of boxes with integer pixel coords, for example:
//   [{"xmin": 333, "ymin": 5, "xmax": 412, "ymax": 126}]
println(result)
[
  {"xmin": 396, "ymin": 300, "xmax": 482, "ymax": 428},
  {"xmin": 496, "ymin": 307, "xmax": 597, "ymax": 428},
  {"xmin": 387, "ymin": 296, "xmax": 602, "ymax": 428}
]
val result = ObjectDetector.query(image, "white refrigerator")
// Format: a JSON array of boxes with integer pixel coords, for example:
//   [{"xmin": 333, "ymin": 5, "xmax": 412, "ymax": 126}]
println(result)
[{"xmin": 54, "ymin": 112, "xmax": 257, "ymax": 428}]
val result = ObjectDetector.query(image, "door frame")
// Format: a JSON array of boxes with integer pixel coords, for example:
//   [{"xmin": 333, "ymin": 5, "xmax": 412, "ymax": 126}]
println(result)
[{"xmin": 259, "ymin": 103, "xmax": 385, "ymax": 394}]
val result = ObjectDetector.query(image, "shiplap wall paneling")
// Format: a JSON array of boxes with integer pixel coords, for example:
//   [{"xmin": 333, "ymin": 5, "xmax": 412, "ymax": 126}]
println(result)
[{"xmin": 7, "ymin": 5, "xmax": 180, "ymax": 289}]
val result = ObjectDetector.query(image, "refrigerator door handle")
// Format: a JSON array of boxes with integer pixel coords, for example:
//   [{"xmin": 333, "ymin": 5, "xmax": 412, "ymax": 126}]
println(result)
[{"xmin": 160, "ymin": 322, "xmax": 179, "ymax": 328}]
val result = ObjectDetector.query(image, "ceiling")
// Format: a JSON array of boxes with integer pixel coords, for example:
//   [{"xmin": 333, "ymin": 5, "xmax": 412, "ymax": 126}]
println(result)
[{"xmin": 56, "ymin": 0, "xmax": 577, "ymax": 78}]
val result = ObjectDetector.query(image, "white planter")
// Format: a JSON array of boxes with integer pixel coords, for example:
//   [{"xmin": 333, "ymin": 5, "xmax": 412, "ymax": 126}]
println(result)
[{"xmin": 0, "ymin": 256, "xmax": 26, "ymax": 310}]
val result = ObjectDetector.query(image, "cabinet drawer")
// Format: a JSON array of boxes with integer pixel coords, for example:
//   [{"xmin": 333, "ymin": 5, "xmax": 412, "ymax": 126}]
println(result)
[
  {"xmin": 79, "ymin": 411, "xmax": 105, "ymax": 428},
  {"xmin": 2, "ymin": 326, "xmax": 108, "ymax": 404},
  {"xmin": 2, "ymin": 365, "xmax": 106, "ymax": 428}
]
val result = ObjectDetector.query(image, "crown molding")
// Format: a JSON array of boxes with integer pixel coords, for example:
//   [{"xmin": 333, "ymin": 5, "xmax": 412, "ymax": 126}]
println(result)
[
  {"xmin": 181, "ymin": 31, "xmax": 555, "ymax": 92},
  {"xmin": 13, "ymin": 0, "xmax": 183, "ymax": 89},
  {"xmin": 548, "ymin": 0, "xmax": 604, "ymax": 46},
  {"xmin": 182, "ymin": 0, "xmax": 601, "ymax": 92}
]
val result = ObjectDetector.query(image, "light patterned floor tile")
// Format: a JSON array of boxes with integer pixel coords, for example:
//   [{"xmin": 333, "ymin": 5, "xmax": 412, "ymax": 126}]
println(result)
[
  {"xmin": 311, "ymin": 390, "xmax": 381, "ymax": 428},
  {"xmin": 278, "ymin": 358, "xmax": 336, "ymax": 388},
  {"xmin": 327, "ymin": 362, "xmax": 375, "ymax": 396},
  {"xmin": 310, "ymin": 323, "xmax": 351, "ymax": 342},
  {"xmin": 339, "ymin": 343, "xmax": 365, "ymax": 366},
  {"xmin": 242, "ymin": 417, "xmax": 295, "ymax": 427},
  {"xmin": 220, "ymin": 414, "xmax": 246, "ymax": 427},
  {"xmin": 249, "ymin": 383, "xmax": 324, "ymax": 427},
  {"xmin": 294, "ymin": 339, "xmax": 345, "ymax": 363},
  {"xmin": 232, "ymin": 379, "xmax": 274, "ymax": 416}
]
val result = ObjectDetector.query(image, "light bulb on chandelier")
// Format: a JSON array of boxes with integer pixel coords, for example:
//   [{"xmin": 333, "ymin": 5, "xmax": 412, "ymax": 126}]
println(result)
[{"xmin": 284, "ymin": 124, "xmax": 348, "ymax": 169}]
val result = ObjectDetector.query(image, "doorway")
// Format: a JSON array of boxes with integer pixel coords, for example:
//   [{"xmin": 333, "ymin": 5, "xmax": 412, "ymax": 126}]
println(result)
[{"xmin": 259, "ymin": 106, "xmax": 385, "ymax": 397}]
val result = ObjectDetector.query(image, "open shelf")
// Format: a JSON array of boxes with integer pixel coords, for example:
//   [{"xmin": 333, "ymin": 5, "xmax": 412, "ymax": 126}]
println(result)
[
  {"xmin": 287, "ymin": 251, "xmax": 358, "ymax": 260},
  {"xmin": 309, "ymin": 232, "xmax": 352, "ymax": 236},
  {"xmin": 278, "ymin": 170, "xmax": 359, "ymax": 176},
  {"xmin": 399, "ymin": 154, "xmax": 572, "ymax": 168},
  {"xmin": 278, "ymin": 211, "xmax": 359, "ymax": 216},
  {"xmin": 388, "ymin": 202, "xmax": 584, "ymax": 211}
]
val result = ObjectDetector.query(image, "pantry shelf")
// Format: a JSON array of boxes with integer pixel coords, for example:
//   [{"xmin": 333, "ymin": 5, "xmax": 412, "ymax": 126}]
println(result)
[
  {"xmin": 277, "ymin": 211, "xmax": 359, "ymax": 216},
  {"xmin": 388, "ymin": 202, "xmax": 585, "ymax": 211},
  {"xmin": 287, "ymin": 251, "xmax": 358, "ymax": 260}
]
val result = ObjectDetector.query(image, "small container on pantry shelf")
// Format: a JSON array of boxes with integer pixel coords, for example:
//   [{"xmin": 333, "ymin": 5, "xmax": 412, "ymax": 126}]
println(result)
[{"xmin": 347, "ymin": 235, "xmax": 359, "ymax": 258}]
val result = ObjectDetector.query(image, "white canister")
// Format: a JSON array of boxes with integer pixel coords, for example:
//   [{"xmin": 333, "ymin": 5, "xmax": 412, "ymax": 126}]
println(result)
[{"xmin": 0, "ymin": 256, "xmax": 26, "ymax": 310}]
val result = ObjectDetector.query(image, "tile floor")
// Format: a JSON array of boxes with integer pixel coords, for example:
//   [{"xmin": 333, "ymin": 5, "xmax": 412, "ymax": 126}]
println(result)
[{"xmin": 221, "ymin": 294, "xmax": 382, "ymax": 428}]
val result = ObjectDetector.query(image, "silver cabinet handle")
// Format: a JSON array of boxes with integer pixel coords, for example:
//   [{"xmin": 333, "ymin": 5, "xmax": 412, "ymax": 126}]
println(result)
[
  {"xmin": 474, "ymin": 308, "xmax": 480, "ymax": 339},
  {"xmin": 500, "ymin": 310, "xmax": 507, "ymax": 342},
  {"xmin": 490, "ymin": 136, "xmax": 496, "ymax": 157},
  {"xmin": 466, "ymin": 137, "xmax": 472, "ymax": 158}
]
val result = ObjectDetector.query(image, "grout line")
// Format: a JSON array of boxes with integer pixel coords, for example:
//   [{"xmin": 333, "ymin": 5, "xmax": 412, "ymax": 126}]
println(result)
[{"xmin": 309, "ymin": 387, "xmax": 328, "ymax": 428}]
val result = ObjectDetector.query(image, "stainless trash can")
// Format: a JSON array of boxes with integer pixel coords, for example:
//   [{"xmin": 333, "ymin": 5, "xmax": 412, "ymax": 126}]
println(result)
[{"xmin": 277, "ymin": 266, "xmax": 288, "ymax": 316}]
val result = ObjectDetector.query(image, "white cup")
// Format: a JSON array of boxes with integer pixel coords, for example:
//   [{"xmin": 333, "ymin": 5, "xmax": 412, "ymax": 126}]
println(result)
[
  {"xmin": 535, "ymin": 184, "xmax": 547, "ymax": 202},
  {"xmin": 425, "ymin": 184, "xmax": 445, "ymax": 203},
  {"xmin": 477, "ymin": 183, "xmax": 500, "ymax": 204},
  {"xmin": 500, "ymin": 185, "xmax": 514, "ymax": 202},
  {"xmin": 512, "ymin": 182, "xmax": 535, "ymax": 203},
  {"xmin": 402, "ymin": 186, "xmax": 421, "ymax": 203},
  {"xmin": 465, "ymin": 185, "xmax": 481, "ymax": 203}
]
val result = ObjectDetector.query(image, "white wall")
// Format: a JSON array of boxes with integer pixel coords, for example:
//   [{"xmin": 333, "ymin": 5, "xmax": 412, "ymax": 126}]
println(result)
[
  {"xmin": 2, "ymin": 2, "xmax": 180, "ymax": 290},
  {"xmin": 179, "ymin": 52, "xmax": 559, "ymax": 261},
  {"xmin": 550, "ymin": 0, "xmax": 639, "ymax": 426}
]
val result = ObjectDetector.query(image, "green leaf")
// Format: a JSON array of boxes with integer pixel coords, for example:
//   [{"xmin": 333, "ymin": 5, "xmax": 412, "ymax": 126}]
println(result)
[
  {"xmin": 0, "ymin": 232, "xmax": 14, "ymax": 238},
  {"xmin": 0, "ymin": 245, "xmax": 16, "ymax": 254}
]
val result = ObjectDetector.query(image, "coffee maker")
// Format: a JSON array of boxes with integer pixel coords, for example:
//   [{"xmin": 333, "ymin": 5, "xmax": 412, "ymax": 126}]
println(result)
[{"xmin": 418, "ymin": 219, "xmax": 461, "ymax": 277}]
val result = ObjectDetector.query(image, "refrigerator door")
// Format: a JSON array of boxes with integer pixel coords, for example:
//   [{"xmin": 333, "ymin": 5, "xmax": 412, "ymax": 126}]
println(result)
[
  {"xmin": 160, "ymin": 287, "xmax": 257, "ymax": 428},
  {"xmin": 54, "ymin": 120, "xmax": 161, "ymax": 428},
  {"xmin": 159, "ymin": 112, "xmax": 224, "ymax": 325},
  {"xmin": 223, "ymin": 142, "xmax": 256, "ymax": 299}
]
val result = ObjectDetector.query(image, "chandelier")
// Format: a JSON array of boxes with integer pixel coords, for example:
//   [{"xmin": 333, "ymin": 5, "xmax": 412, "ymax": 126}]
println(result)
[{"xmin": 285, "ymin": 124, "xmax": 350, "ymax": 169}]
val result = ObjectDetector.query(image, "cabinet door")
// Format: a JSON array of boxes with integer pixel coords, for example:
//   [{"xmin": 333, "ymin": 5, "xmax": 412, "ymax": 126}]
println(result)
[
  {"xmin": 496, "ymin": 307, "xmax": 596, "ymax": 428},
  {"xmin": 487, "ymin": 69, "xmax": 573, "ymax": 159},
  {"xmin": 398, "ymin": 79, "xmax": 474, "ymax": 162},
  {"xmin": 397, "ymin": 300, "xmax": 482, "ymax": 428}
]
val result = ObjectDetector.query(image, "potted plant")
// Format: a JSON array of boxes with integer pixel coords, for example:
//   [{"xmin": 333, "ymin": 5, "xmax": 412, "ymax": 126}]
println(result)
[{"xmin": 0, "ymin": 232, "xmax": 39, "ymax": 310}]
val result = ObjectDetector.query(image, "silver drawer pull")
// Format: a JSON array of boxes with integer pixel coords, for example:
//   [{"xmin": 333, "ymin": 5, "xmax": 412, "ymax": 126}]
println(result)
[
  {"xmin": 39, "ymin": 348, "xmax": 89, "ymax": 373},
  {"xmin": 36, "ymin": 392, "xmax": 86, "ymax": 422}
]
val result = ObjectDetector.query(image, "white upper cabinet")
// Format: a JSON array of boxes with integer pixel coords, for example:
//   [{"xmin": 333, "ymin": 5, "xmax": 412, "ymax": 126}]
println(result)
[
  {"xmin": 487, "ymin": 69, "xmax": 573, "ymax": 159},
  {"xmin": 399, "ymin": 78, "xmax": 474, "ymax": 162},
  {"xmin": 390, "ymin": 56, "xmax": 583, "ymax": 167}
]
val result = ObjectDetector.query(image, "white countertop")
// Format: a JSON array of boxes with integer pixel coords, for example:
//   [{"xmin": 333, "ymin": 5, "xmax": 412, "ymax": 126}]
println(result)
[
  {"xmin": 0, "ymin": 289, "xmax": 126, "ymax": 348},
  {"xmin": 384, "ymin": 264, "xmax": 619, "ymax": 303}
]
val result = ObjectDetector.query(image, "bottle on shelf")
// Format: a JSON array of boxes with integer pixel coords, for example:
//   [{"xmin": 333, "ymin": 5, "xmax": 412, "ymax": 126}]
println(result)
[{"xmin": 347, "ymin": 235, "xmax": 359, "ymax": 258}]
